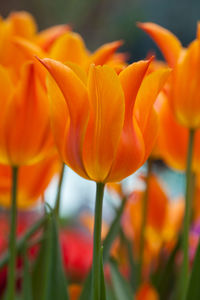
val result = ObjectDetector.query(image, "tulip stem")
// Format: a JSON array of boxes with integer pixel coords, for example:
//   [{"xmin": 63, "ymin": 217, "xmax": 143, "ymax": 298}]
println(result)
[
  {"xmin": 181, "ymin": 128, "xmax": 195, "ymax": 298},
  {"xmin": 5, "ymin": 166, "xmax": 18, "ymax": 300},
  {"xmin": 91, "ymin": 182, "xmax": 105, "ymax": 300},
  {"xmin": 138, "ymin": 159, "xmax": 152, "ymax": 285},
  {"xmin": 55, "ymin": 163, "xmax": 65, "ymax": 218}
]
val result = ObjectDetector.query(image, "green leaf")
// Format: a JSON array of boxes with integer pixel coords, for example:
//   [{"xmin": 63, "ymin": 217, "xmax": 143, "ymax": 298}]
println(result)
[
  {"xmin": 121, "ymin": 231, "xmax": 138, "ymax": 292},
  {"xmin": 109, "ymin": 258, "xmax": 133, "ymax": 300},
  {"xmin": 185, "ymin": 240, "xmax": 200, "ymax": 300},
  {"xmin": 103, "ymin": 197, "xmax": 127, "ymax": 263},
  {"xmin": 79, "ymin": 270, "xmax": 92, "ymax": 300},
  {"xmin": 152, "ymin": 237, "xmax": 180, "ymax": 300},
  {"xmin": 22, "ymin": 243, "xmax": 33, "ymax": 300},
  {"xmin": 106, "ymin": 284, "xmax": 117, "ymax": 300},
  {"xmin": 79, "ymin": 197, "xmax": 127, "ymax": 300},
  {"xmin": 100, "ymin": 247, "xmax": 107, "ymax": 300},
  {"xmin": 32, "ymin": 211, "xmax": 69, "ymax": 300}
]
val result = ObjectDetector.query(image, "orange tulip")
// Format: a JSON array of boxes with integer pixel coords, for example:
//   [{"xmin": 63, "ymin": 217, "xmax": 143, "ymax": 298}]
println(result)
[
  {"xmin": 0, "ymin": 153, "xmax": 61, "ymax": 209},
  {"xmin": 0, "ymin": 11, "xmax": 70, "ymax": 80},
  {"xmin": 156, "ymin": 93, "xmax": 200, "ymax": 171},
  {"xmin": 14, "ymin": 28, "xmax": 126, "ymax": 76},
  {"xmin": 39, "ymin": 57, "xmax": 170, "ymax": 182},
  {"xmin": 34, "ymin": 24, "xmax": 71, "ymax": 52},
  {"xmin": 0, "ymin": 61, "xmax": 54, "ymax": 166},
  {"xmin": 138, "ymin": 22, "xmax": 200, "ymax": 129},
  {"xmin": 0, "ymin": 11, "xmax": 36, "ymax": 67},
  {"xmin": 123, "ymin": 175, "xmax": 184, "ymax": 265}
]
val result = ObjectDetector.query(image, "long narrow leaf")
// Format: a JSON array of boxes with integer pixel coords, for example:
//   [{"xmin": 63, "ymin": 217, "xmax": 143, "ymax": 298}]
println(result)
[
  {"xmin": 103, "ymin": 197, "xmax": 127, "ymax": 263},
  {"xmin": 185, "ymin": 239, "xmax": 200, "ymax": 300},
  {"xmin": 22, "ymin": 243, "xmax": 33, "ymax": 300},
  {"xmin": 109, "ymin": 258, "xmax": 133, "ymax": 300},
  {"xmin": 79, "ymin": 197, "xmax": 127, "ymax": 300},
  {"xmin": 100, "ymin": 247, "xmax": 107, "ymax": 300},
  {"xmin": 32, "ymin": 211, "xmax": 69, "ymax": 300}
]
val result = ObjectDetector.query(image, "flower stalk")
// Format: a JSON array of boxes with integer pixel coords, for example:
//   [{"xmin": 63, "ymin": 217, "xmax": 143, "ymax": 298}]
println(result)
[
  {"xmin": 55, "ymin": 163, "xmax": 66, "ymax": 217},
  {"xmin": 5, "ymin": 166, "xmax": 18, "ymax": 300},
  {"xmin": 91, "ymin": 182, "xmax": 105, "ymax": 300},
  {"xmin": 181, "ymin": 128, "xmax": 195, "ymax": 298},
  {"xmin": 138, "ymin": 159, "xmax": 152, "ymax": 284}
]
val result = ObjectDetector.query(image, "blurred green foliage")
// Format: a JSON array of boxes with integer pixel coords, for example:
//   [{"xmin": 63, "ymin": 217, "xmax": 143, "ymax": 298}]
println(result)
[{"xmin": 1, "ymin": 0, "xmax": 200, "ymax": 60}]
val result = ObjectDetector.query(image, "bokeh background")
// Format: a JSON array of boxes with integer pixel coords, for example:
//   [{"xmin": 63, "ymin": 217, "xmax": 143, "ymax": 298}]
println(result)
[{"xmin": 0, "ymin": 0, "xmax": 194, "ymax": 216}]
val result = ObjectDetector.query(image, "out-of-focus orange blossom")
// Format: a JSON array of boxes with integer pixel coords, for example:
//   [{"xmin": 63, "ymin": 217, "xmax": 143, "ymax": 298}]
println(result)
[
  {"xmin": 139, "ymin": 22, "xmax": 200, "ymax": 129},
  {"xmin": 0, "ymin": 61, "xmax": 55, "ymax": 166},
  {"xmin": 122, "ymin": 175, "xmax": 184, "ymax": 273},
  {"xmin": 14, "ymin": 30, "xmax": 126, "ymax": 75},
  {"xmin": 0, "ymin": 11, "xmax": 70, "ymax": 80},
  {"xmin": 156, "ymin": 93, "xmax": 200, "ymax": 171}
]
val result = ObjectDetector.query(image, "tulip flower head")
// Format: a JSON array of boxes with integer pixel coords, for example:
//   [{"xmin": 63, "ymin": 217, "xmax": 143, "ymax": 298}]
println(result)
[
  {"xmin": 39, "ymin": 58, "xmax": 170, "ymax": 182},
  {"xmin": 0, "ymin": 61, "xmax": 54, "ymax": 166},
  {"xmin": 138, "ymin": 22, "xmax": 200, "ymax": 129}
]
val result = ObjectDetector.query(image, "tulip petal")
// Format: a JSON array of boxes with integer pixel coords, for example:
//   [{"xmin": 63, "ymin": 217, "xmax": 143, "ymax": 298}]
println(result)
[
  {"xmin": 9, "ymin": 11, "xmax": 37, "ymax": 38},
  {"xmin": 134, "ymin": 68, "xmax": 171, "ymax": 134},
  {"xmin": 40, "ymin": 58, "xmax": 90, "ymax": 179},
  {"xmin": 134, "ymin": 68, "xmax": 171, "ymax": 161},
  {"xmin": 138, "ymin": 22, "xmax": 182, "ymax": 67},
  {"xmin": 12, "ymin": 38, "xmax": 46, "ymax": 83},
  {"xmin": 158, "ymin": 97, "xmax": 188, "ymax": 170},
  {"xmin": 171, "ymin": 40, "xmax": 200, "ymax": 128},
  {"xmin": 0, "ymin": 66, "xmax": 14, "ymax": 163},
  {"xmin": 50, "ymin": 32, "xmax": 89, "ymax": 66},
  {"xmin": 107, "ymin": 118, "xmax": 145, "ymax": 182},
  {"xmin": 119, "ymin": 59, "xmax": 152, "ymax": 123},
  {"xmin": 3, "ymin": 62, "xmax": 52, "ymax": 165},
  {"xmin": 106, "ymin": 61, "xmax": 153, "ymax": 182},
  {"xmin": 82, "ymin": 65, "xmax": 125, "ymax": 182},
  {"xmin": 36, "ymin": 24, "xmax": 71, "ymax": 52},
  {"xmin": 89, "ymin": 40, "xmax": 123, "ymax": 66}
]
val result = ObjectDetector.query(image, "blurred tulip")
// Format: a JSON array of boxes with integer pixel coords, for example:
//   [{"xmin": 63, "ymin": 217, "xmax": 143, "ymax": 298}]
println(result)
[
  {"xmin": 156, "ymin": 94, "xmax": 200, "ymax": 171},
  {"xmin": 60, "ymin": 229, "xmax": 93, "ymax": 280},
  {"xmin": 39, "ymin": 58, "xmax": 170, "ymax": 182},
  {"xmin": 14, "ymin": 31, "xmax": 126, "ymax": 77},
  {"xmin": 122, "ymin": 175, "xmax": 184, "ymax": 271},
  {"xmin": 0, "ymin": 11, "xmax": 70, "ymax": 78},
  {"xmin": 35, "ymin": 24, "xmax": 71, "ymax": 52},
  {"xmin": 0, "ymin": 61, "xmax": 55, "ymax": 166},
  {"xmin": 139, "ymin": 22, "xmax": 200, "ymax": 129}
]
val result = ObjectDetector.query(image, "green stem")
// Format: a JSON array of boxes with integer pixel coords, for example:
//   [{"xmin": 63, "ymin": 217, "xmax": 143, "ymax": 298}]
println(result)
[
  {"xmin": 91, "ymin": 182, "xmax": 105, "ymax": 300},
  {"xmin": 54, "ymin": 163, "xmax": 65, "ymax": 217},
  {"xmin": 181, "ymin": 128, "xmax": 195, "ymax": 298},
  {"xmin": 138, "ymin": 159, "xmax": 152, "ymax": 284},
  {"xmin": 5, "ymin": 166, "xmax": 18, "ymax": 300}
]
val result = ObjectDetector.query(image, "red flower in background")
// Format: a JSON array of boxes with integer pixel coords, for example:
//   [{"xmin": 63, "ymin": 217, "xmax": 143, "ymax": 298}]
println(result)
[{"xmin": 60, "ymin": 229, "xmax": 93, "ymax": 280}]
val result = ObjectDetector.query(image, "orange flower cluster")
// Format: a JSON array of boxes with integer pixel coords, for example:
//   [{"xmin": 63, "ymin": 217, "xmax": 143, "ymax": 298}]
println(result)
[
  {"xmin": 0, "ymin": 10, "xmax": 171, "ymax": 212},
  {"xmin": 2, "ymin": 9, "xmax": 200, "ymax": 300},
  {"xmin": 139, "ymin": 22, "xmax": 200, "ymax": 172}
]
